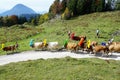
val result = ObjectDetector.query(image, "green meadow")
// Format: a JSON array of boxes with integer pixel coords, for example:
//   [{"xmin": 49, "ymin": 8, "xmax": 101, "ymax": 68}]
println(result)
[
  {"xmin": 0, "ymin": 11, "xmax": 120, "ymax": 80},
  {"xmin": 0, "ymin": 57, "xmax": 120, "ymax": 80}
]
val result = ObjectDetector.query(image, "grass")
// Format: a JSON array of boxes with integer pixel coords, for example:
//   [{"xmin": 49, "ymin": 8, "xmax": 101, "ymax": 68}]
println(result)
[
  {"xmin": 0, "ymin": 11, "xmax": 120, "ymax": 79},
  {"xmin": 0, "ymin": 11, "xmax": 120, "ymax": 55},
  {"xmin": 0, "ymin": 57, "xmax": 120, "ymax": 80}
]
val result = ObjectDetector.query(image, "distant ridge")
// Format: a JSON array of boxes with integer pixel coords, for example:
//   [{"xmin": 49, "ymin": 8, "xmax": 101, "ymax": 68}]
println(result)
[{"xmin": 0, "ymin": 4, "xmax": 37, "ymax": 16}]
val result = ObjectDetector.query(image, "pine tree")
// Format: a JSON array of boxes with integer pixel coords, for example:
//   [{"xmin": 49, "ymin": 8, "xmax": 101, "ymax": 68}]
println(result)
[
  {"xmin": 67, "ymin": 0, "xmax": 77, "ymax": 15},
  {"xmin": 76, "ymin": 0, "xmax": 85, "ymax": 15},
  {"xmin": 61, "ymin": 0, "xmax": 67, "ymax": 12}
]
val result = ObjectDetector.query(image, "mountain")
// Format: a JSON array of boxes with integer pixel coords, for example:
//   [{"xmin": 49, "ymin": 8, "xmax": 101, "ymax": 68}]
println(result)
[
  {"xmin": 38, "ymin": 11, "xmax": 47, "ymax": 14},
  {"xmin": 0, "ymin": 4, "xmax": 37, "ymax": 16}
]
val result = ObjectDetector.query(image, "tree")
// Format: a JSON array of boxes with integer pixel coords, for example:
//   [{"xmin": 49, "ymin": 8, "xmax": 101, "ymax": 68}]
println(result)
[
  {"xmin": 67, "ymin": 0, "xmax": 77, "ymax": 15},
  {"xmin": 31, "ymin": 19, "xmax": 37, "ymax": 25},
  {"xmin": 39, "ymin": 13, "xmax": 49, "ymax": 24},
  {"xmin": 62, "ymin": 7, "xmax": 71, "ymax": 20},
  {"xmin": 3, "ymin": 16, "xmax": 9, "ymax": 26},
  {"xmin": 95, "ymin": 0, "xmax": 105, "ymax": 12},
  {"xmin": 76, "ymin": 0, "xmax": 85, "ymax": 15},
  {"xmin": 91, "ymin": 0, "xmax": 96, "ymax": 12},
  {"xmin": 0, "ymin": 17, "xmax": 3, "ymax": 26},
  {"xmin": 105, "ymin": 0, "xmax": 112, "ymax": 11},
  {"xmin": 61, "ymin": 0, "xmax": 67, "ymax": 12},
  {"xmin": 48, "ymin": 13, "xmax": 55, "ymax": 19},
  {"xmin": 116, "ymin": 2, "xmax": 120, "ymax": 10},
  {"xmin": 39, "ymin": 15, "xmax": 44, "ymax": 24},
  {"xmin": 49, "ymin": 0, "xmax": 61, "ymax": 15},
  {"xmin": 44, "ymin": 13, "xmax": 49, "ymax": 21},
  {"xmin": 84, "ymin": 0, "xmax": 93, "ymax": 13},
  {"xmin": 18, "ymin": 16, "xmax": 27, "ymax": 24},
  {"xmin": 9, "ymin": 15, "xmax": 18, "ymax": 25}
]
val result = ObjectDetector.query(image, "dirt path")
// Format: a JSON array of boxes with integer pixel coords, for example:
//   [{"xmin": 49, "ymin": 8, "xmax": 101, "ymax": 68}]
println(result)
[{"xmin": 0, "ymin": 50, "xmax": 120, "ymax": 66}]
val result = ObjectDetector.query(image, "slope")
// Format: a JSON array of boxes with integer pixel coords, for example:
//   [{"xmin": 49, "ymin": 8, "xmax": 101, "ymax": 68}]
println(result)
[{"xmin": 0, "ymin": 11, "xmax": 120, "ymax": 55}]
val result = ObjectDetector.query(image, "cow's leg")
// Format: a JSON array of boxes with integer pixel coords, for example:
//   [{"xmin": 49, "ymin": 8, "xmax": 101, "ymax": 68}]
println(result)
[
  {"xmin": 101, "ymin": 50, "xmax": 105, "ymax": 57},
  {"xmin": 90, "ymin": 50, "xmax": 96, "ymax": 56},
  {"xmin": 106, "ymin": 50, "xmax": 110, "ymax": 57},
  {"xmin": 89, "ymin": 50, "xmax": 94, "ymax": 56},
  {"xmin": 108, "ymin": 50, "xmax": 113, "ymax": 56},
  {"xmin": 110, "ymin": 52, "xmax": 113, "ymax": 56},
  {"xmin": 102, "ymin": 50, "xmax": 108, "ymax": 57}
]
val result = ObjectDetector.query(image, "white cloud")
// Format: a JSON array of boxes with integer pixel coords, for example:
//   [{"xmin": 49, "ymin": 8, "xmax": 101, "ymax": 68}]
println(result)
[{"xmin": 0, "ymin": 0, "xmax": 54, "ymax": 13}]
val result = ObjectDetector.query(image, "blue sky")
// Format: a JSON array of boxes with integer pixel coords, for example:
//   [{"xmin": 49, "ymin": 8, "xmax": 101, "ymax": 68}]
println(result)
[{"xmin": 0, "ymin": 0, "xmax": 55, "ymax": 13}]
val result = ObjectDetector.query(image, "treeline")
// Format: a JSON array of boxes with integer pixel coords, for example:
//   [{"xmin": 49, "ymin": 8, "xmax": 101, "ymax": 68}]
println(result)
[
  {"xmin": 0, "ymin": 15, "xmax": 28, "ymax": 27},
  {"xmin": 49, "ymin": 0, "xmax": 118, "ymax": 19},
  {"xmin": 0, "ymin": 13, "xmax": 54, "ymax": 27}
]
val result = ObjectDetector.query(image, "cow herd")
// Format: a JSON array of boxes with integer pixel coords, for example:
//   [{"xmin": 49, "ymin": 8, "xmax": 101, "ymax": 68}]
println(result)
[
  {"xmin": 30, "ymin": 39, "xmax": 120, "ymax": 57},
  {"xmin": 1, "ymin": 32, "xmax": 120, "ymax": 57}
]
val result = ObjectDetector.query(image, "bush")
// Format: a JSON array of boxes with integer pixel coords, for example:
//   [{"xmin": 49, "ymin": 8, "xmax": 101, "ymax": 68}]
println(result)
[{"xmin": 39, "ymin": 13, "xmax": 49, "ymax": 24}]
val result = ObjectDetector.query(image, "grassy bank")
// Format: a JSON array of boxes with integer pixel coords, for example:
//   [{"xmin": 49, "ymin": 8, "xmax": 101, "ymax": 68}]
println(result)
[
  {"xmin": 0, "ymin": 58, "xmax": 120, "ymax": 80},
  {"xmin": 0, "ymin": 11, "xmax": 120, "ymax": 55}
]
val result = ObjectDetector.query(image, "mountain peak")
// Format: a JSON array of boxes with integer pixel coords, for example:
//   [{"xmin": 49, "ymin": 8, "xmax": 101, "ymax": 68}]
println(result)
[
  {"xmin": 0, "ymin": 4, "xmax": 37, "ymax": 16},
  {"xmin": 15, "ymin": 4, "xmax": 25, "ymax": 7},
  {"xmin": 12, "ymin": 4, "xmax": 30, "ymax": 10}
]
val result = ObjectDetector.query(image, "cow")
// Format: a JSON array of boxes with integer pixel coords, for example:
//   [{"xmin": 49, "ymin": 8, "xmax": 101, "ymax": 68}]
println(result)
[
  {"xmin": 68, "ymin": 32, "xmax": 86, "ymax": 41},
  {"xmin": 92, "ymin": 45, "xmax": 109, "ymax": 56},
  {"xmin": 32, "ymin": 42, "xmax": 47, "ymax": 50},
  {"xmin": 91, "ymin": 41, "xmax": 98, "ymax": 46},
  {"xmin": 64, "ymin": 42, "xmax": 78, "ymax": 52},
  {"xmin": 86, "ymin": 41, "xmax": 98, "ymax": 54},
  {"xmin": 32, "ymin": 42, "xmax": 60, "ymax": 51},
  {"xmin": 3, "ymin": 45, "xmax": 16, "ymax": 52},
  {"xmin": 47, "ymin": 42, "xmax": 59, "ymax": 51},
  {"xmin": 108, "ymin": 42, "xmax": 120, "ymax": 54},
  {"xmin": 2, "ymin": 42, "xmax": 19, "ymax": 52}
]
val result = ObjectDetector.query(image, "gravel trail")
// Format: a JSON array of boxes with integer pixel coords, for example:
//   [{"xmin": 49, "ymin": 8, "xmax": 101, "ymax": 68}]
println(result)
[{"xmin": 0, "ymin": 51, "xmax": 120, "ymax": 66}]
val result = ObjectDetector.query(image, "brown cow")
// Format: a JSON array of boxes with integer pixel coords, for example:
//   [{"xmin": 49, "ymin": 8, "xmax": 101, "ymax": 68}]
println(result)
[
  {"xmin": 86, "ymin": 41, "xmax": 98, "ymax": 54},
  {"xmin": 64, "ymin": 37, "xmax": 87, "ymax": 52},
  {"xmin": 91, "ymin": 41, "xmax": 98, "ymax": 46},
  {"xmin": 3, "ymin": 45, "xmax": 16, "ymax": 52},
  {"xmin": 92, "ymin": 45, "xmax": 109, "ymax": 56},
  {"xmin": 65, "ymin": 42, "xmax": 78, "ymax": 52},
  {"xmin": 110, "ymin": 42, "xmax": 120, "ymax": 45},
  {"xmin": 108, "ymin": 43, "xmax": 120, "ymax": 53},
  {"xmin": 68, "ymin": 32, "xmax": 86, "ymax": 41}
]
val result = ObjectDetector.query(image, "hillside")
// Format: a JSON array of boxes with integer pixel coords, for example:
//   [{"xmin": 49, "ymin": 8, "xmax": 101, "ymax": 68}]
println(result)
[
  {"xmin": 40, "ymin": 11, "xmax": 120, "ymax": 43},
  {"xmin": 0, "ymin": 11, "xmax": 120, "ymax": 55}
]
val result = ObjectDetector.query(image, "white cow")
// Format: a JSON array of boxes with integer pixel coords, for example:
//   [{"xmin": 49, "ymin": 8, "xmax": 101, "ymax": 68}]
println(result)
[
  {"xmin": 47, "ymin": 42, "xmax": 59, "ymax": 50},
  {"xmin": 32, "ymin": 42, "xmax": 60, "ymax": 51},
  {"xmin": 33, "ymin": 42, "xmax": 44, "ymax": 50}
]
